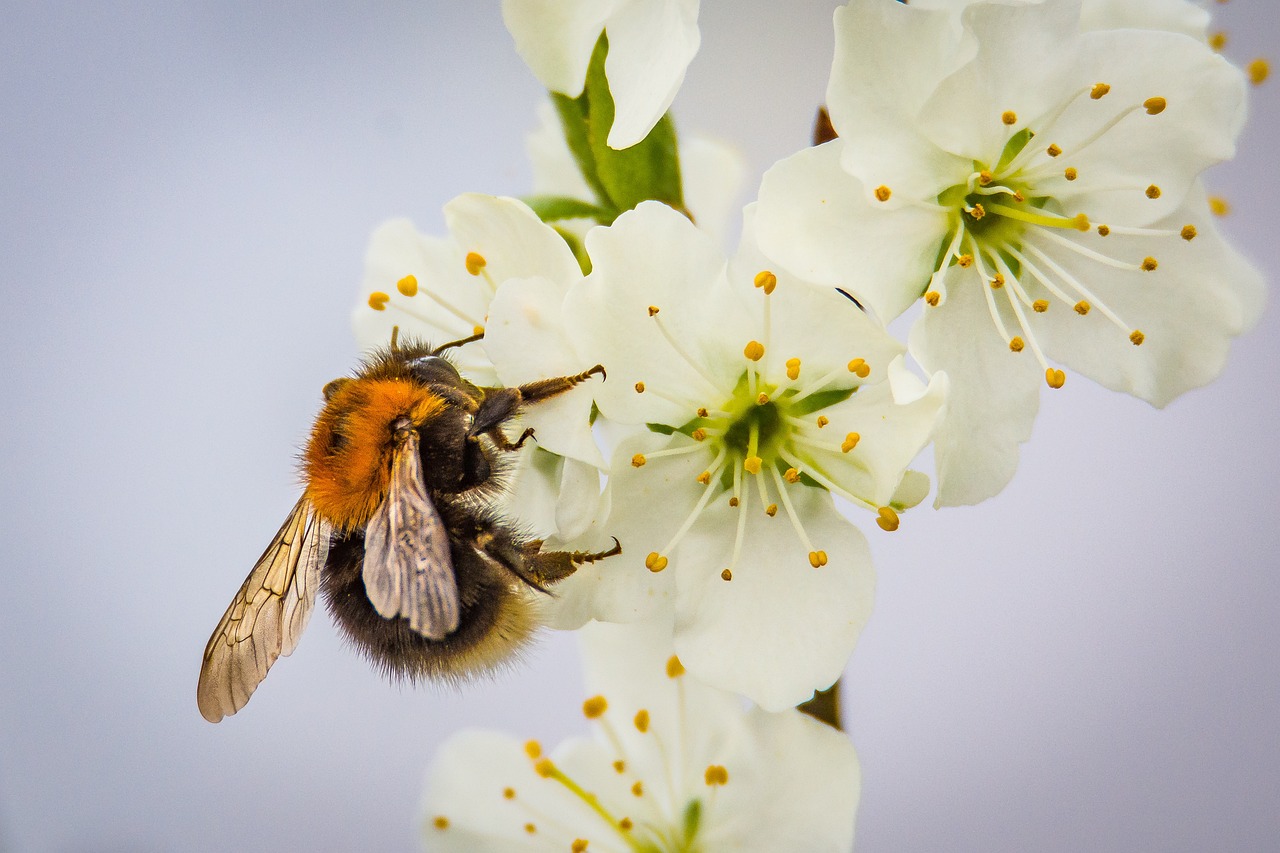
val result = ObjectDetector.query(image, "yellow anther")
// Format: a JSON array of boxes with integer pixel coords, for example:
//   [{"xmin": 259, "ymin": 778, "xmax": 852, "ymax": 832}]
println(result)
[
  {"xmin": 634, "ymin": 381, "xmax": 646, "ymax": 393},
  {"xmin": 631, "ymin": 781, "xmax": 644, "ymax": 797},
  {"xmin": 367, "ymin": 291, "xmax": 390, "ymax": 310},
  {"xmin": 534, "ymin": 758, "xmax": 555, "ymax": 778},
  {"xmin": 816, "ymin": 415, "xmax": 829, "ymax": 428},
  {"xmin": 841, "ymin": 432, "xmax": 861, "ymax": 453},
  {"xmin": 1064, "ymin": 167, "xmax": 1078, "ymax": 181},
  {"xmin": 1130, "ymin": 330, "xmax": 1146, "ymax": 346},
  {"xmin": 1143, "ymin": 97, "xmax": 1167, "ymax": 115},
  {"xmin": 958, "ymin": 254, "xmax": 974, "ymax": 267},
  {"xmin": 1009, "ymin": 337, "xmax": 1025, "ymax": 352},
  {"xmin": 1047, "ymin": 143, "xmax": 1062, "ymax": 157},
  {"xmin": 847, "ymin": 358, "xmax": 870, "ymax": 377},
  {"xmin": 631, "ymin": 453, "xmax": 647, "ymax": 468},
  {"xmin": 765, "ymin": 503, "xmax": 778, "ymax": 517},
  {"xmin": 1180, "ymin": 224, "xmax": 1197, "ymax": 241},
  {"xmin": 692, "ymin": 428, "xmax": 707, "ymax": 441},
  {"xmin": 1072, "ymin": 213, "xmax": 1091, "ymax": 231},
  {"xmin": 876, "ymin": 506, "xmax": 900, "ymax": 532},
  {"xmin": 582, "ymin": 696, "xmax": 608, "ymax": 719},
  {"xmin": 433, "ymin": 816, "xmax": 449, "ymax": 830},
  {"xmin": 1248, "ymin": 59, "xmax": 1269, "ymax": 85},
  {"xmin": 1141, "ymin": 257, "xmax": 1159, "ymax": 271},
  {"xmin": 784, "ymin": 467, "xmax": 801, "ymax": 483},
  {"xmin": 924, "ymin": 291, "xmax": 941, "ymax": 307},
  {"xmin": 744, "ymin": 456, "xmax": 763, "ymax": 474},
  {"xmin": 396, "ymin": 274, "xmax": 418, "ymax": 296},
  {"xmin": 1045, "ymin": 368, "xmax": 1066, "ymax": 389},
  {"xmin": 464, "ymin": 251, "xmax": 487, "ymax": 275},
  {"xmin": 613, "ymin": 761, "xmax": 626, "ymax": 774},
  {"xmin": 648, "ymin": 305, "xmax": 660, "ymax": 316},
  {"xmin": 744, "ymin": 340, "xmax": 765, "ymax": 361},
  {"xmin": 1209, "ymin": 32, "xmax": 1227, "ymax": 51},
  {"xmin": 728, "ymin": 496, "xmax": 739, "ymax": 507},
  {"xmin": 697, "ymin": 407, "xmax": 709, "ymax": 418},
  {"xmin": 705, "ymin": 765, "xmax": 729, "ymax": 786},
  {"xmin": 1209, "ymin": 196, "xmax": 1230, "ymax": 216},
  {"xmin": 968, "ymin": 203, "xmax": 986, "ymax": 220},
  {"xmin": 1090, "ymin": 82, "xmax": 1111, "ymax": 99},
  {"xmin": 1097, "ymin": 224, "xmax": 1111, "ymax": 236},
  {"xmin": 808, "ymin": 550, "xmax": 828, "ymax": 568},
  {"xmin": 503, "ymin": 787, "xmax": 516, "ymax": 799},
  {"xmin": 990, "ymin": 273, "xmax": 1005, "ymax": 289},
  {"xmin": 874, "ymin": 185, "xmax": 892, "ymax": 202},
  {"xmin": 634, "ymin": 709, "xmax": 650, "ymax": 732},
  {"xmin": 619, "ymin": 818, "xmax": 633, "ymax": 831},
  {"xmin": 754, "ymin": 270, "xmax": 778, "ymax": 294},
  {"xmin": 1001, "ymin": 110, "xmax": 1018, "ymax": 125},
  {"xmin": 1033, "ymin": 300, "xmax": 1049, "ymax": 313},
  {"xmin": 572, "ymin": 840, "xmax": 589, "ymax": 852},
  {"xmin": 1074, "ymin": 301, "xmax": 1091, "ymax": 315},
  {"xmin": 472, "ymin": 324, "xmax": 485, "ymax": 336},
  {"xmin": 524, "ymin": 740, "xmax": 542, "ymax": 760},
  {"xmin": 978, "ymin": 170, "xmax": 994, "ymax": 185},
  {"xmin": 756, "ymin": 392, "xmax": 769, "ymax": 405},
  {"xmin": 786, "ymin": 357, "xmax": 801, "ymax": 380},
  {"xmin": 645, "ymin": 552, "xmax": 669, "ymax": 573},
  {"xmin": 1146, "ymin": 184, "xmax": 1162, "ymax": 199},
  {"xmin": 525, "ymin": 823, "xmax": 537, "ymax": 834},
  {"xmin": 696, "ymin": 470, "xmax": 711, "ymax": 485},
  {"xmin": 666, "ymin": 655, "xmax": 686, "ymax": 678},
  {"xmin": 721, "ymin": 568, "xmax": 732, "ymax": 581}
]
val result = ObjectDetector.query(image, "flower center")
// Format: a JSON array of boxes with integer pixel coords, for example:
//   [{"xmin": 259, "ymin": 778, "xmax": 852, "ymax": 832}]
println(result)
[{"xmin": 922, "ymin": 85, "xmax": 1192, "ymax": 388}]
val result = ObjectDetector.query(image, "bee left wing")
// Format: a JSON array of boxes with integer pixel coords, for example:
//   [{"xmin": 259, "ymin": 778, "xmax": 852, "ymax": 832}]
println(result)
[
  {"xmin": 197, "ymin": 497, "xmax": 331, "ymax": 723},
  {"xmin": 363, "ymin": 430, "xmax": 459, "ymax": 640}
]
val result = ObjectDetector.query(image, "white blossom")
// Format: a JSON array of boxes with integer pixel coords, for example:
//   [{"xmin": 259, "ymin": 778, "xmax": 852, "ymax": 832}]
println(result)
[
  {"xmin": 503, "ymin": 0, "xmax": 701, "ymax": 149},
  {"xmin": 421, "ymin": 619, "xmax": 861, "ymax": 852},
  {"xmin": 755, "ymin": 0, "xmax": 1262, "ymax": 506}
]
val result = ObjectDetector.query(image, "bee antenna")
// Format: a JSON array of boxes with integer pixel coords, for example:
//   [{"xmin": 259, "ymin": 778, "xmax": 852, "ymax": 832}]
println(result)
[
  {"xmin": 390, "ymin": 325, "xmax": 401, "ymax": 352},
  {"xmin": 431, "ymin": 330, "xmax": 486, "ymax": 356}
]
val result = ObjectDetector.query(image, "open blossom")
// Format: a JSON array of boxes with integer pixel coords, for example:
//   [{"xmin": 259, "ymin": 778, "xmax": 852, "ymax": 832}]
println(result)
[
  {"xmin": 354, "ymin": 193, "xmax": 604, "ymax": 538},
  {"xmin": 422, "ymin": 619, "xmax": 861, "ymax": 852},
  {"xmin": 502, "ymin": 0, "xmax": 700, "ymax": 149},
  {"xmin": 755, "ymin": 0, "xmax": 1263, "ymax": 506},
  {"xmin": 507, "ymin": 201, "xmax": 946, "ymax": 710}
]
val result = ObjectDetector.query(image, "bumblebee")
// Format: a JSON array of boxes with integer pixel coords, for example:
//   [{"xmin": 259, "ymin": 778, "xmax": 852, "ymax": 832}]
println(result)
[{"xmin": 197, "ymin": 333, "xmax": 618, "ymax": 723}]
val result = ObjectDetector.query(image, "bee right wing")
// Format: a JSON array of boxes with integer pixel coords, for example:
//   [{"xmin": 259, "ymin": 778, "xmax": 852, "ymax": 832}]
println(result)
[
  {"xmin": 197, "ymin": 497, "xmax": 331, "ymax": 723},
  {"xmin": 363, "ymin": 430, "xmax": 459, "ymax": 640}
]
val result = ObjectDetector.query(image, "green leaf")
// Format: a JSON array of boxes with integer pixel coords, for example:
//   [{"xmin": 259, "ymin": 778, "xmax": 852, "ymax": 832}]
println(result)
[
  {"xmin": 552, "ymin": 91, "xmax": 614, "ymax": 213},
  {"xmin": 522, "ymin": 195, "xmax": 613, "ymax": 223}
]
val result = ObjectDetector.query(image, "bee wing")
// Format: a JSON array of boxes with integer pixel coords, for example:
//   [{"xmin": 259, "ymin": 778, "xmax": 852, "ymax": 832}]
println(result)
[
  {"xmin": 197, "ymin": 497, "xmax": 331, "ymax": 723},
  {"xmin": 363, "ymin": 430, "xmax": 459, "ymax": 640}
]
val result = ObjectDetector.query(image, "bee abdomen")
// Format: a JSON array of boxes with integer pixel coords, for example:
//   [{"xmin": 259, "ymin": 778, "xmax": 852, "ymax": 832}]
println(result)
[{"xmin": 321, "ymin": 533, "xmax": 538, "ymax": 682}]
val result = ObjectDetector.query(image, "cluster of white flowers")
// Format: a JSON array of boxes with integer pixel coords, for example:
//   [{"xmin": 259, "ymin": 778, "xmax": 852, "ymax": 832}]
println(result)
[{"xmin": 354, "ymin": 1, "xmax": 1263, "ymax": 849}]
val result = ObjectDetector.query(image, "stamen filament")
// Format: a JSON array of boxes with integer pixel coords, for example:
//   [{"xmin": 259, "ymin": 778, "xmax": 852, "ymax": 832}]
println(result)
[
  {"xmin": 536, "ymin": 759, "xmax": 642, "ymax": 849},
  {"xmin": 1034, "ymin": 228, "xmax": 1146, "ymax": 271},
  {"xmin": 660, "ymin": 449, "xmax": 727, "ymax": 556},
  {"xmin": 777, "ymin": 449, "xmax": 879, "ymax": 514},
  {"xmin": 651, "ymin": 313, "xmax": 727, "ymax": 397},
  {"xmin": 770, "ymin": 467, "xmax": 815, "ymax": 552},
  {"xmin": 989, "ymin": 254, "xmax": 1052, "ymax": 374},
  {"xmin": 985, "ymin": 202, "xmax": 1088, "ymax": 232},
  {"xmin": 971, "ymin": 250, "xmax": 1014, "ymax": 341},
  {"xmin": 1018, "ymin": 242, "xmax": 1135, "ymax": 333},
  {"xmin": 998, "ymin": 85, "xmax": 1093, "ymax": 177}
]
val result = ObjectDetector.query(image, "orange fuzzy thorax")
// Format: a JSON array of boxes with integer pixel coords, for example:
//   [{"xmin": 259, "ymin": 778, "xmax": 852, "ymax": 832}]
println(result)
[{"xmin": 303, "ymin": 378, "xmax": 445, "ymax": 532}]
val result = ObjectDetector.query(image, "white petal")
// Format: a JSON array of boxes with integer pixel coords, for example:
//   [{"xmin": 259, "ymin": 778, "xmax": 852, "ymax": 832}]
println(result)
[
  {"xmin": 706, "ymin": 708, "xmax": 861, "ymax": 852},
  {"xmin": 501, "ymin": 0, "xmax": 616, "ymax": 97},
  {"xmin": 1028, "ymin": 191, "xmax": 1264, "ymax": 406},
  {"xmin": 564, "ymin": 202, "xmax": 746, "ymax": 426},
  {"xmin": 828, "ymin": 0, "xmax": 976, "ymax": 199},
  {"xmin": 908, "ymin": 271, "xmax": 1043, "ymax": 507},
  {"xmin": 527, "ymin": 99, "xmax": 595, "ymax": 200},
  {"xmin": 673, "ymin": 488, "xmax": 875, "ymax": 712},
  {"xmin": 444, "ymin": 194, "xmax": 582, "ymax": 287},
  {"xmin": 502, "ymin": 449, "xmax": 604, "ymax": 543},
  {"xmin": 602, "ymin": 0, "xmax": 701, "ymax": 149},
  {"xmin": 679, "ymin": 134, "xmax": 748, "ymax": 248},
  {"xmin": 755, "ymin": 142, "xmax": 949, "ymax": 324},
  {"xmin": 1079, "ymin": 0, "xmax": 1209, "ymax": 39},
  {"xmin": 486, "ymin": 275, "xmax": 605, "ymax": 467}
]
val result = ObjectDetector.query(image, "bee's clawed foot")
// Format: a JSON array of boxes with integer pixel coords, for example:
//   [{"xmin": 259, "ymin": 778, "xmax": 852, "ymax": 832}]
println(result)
[
  {"xmin": 510, "ymin": 427, "xmax": 536, "ymax": 450},
  {"xmin": 576, "ymin": 364, "xmax": 606, "ymax": 383},
  {"xmin": 571, "ymin": 537, "xmax": 622, "ymax": 565}
]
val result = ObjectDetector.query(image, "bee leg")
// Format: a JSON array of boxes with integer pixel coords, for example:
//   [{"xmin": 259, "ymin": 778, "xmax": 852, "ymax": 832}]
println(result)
[
  {"xmin": 470, "ymin": 366, "xmax": 605, "ymax": 445},
  {"xmin": 487, "ymin": 426, "xmax": 536, "ymax": 452},
  {"xmin": 518, "ymin": 537, "xmax": 623, "ymax": 587},
  {"xmin": 512, "ymin": 365, "xmax": 606, "ymax": 405}
]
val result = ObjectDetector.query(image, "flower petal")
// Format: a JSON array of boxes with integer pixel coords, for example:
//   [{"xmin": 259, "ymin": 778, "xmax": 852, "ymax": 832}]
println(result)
[
  {"xmin": 501, "ymin": 0, "xmax": 616, "ymax": 97},
  {"xmin": 673, "ymin": 487, "xmax": 875, "ymax": 712},
  {"xmin": 602, "ymin": 0, "xmax": 701, "ymax": 149},
  {"xmin": 444, "ymin": 193, "xmax": 582, "ymax": 287}
]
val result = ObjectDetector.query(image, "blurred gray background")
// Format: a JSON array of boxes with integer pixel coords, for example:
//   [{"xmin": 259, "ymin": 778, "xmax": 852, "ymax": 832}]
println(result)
[{"xmin": 1, "ymin": 2, "xmax": 1276, "ymax": 851}]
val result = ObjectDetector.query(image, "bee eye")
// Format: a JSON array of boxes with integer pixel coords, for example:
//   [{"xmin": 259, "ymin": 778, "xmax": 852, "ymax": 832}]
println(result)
[
  {"xmin": 408, "ymin": 355, "xmax": 462, "ymax": 385},
  {"xmin": 322, "ymin": 378, "xmax": 351, "ymax": 401}
]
